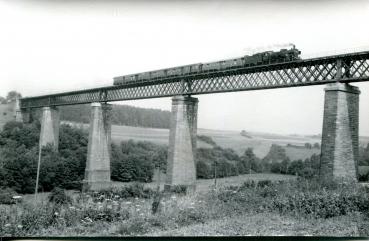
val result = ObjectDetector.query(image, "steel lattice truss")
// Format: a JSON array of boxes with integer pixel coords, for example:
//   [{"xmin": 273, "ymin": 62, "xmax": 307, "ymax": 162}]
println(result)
[{"xmin": 20, "ymin": 51, "xmax": 369, "ymax": 109}]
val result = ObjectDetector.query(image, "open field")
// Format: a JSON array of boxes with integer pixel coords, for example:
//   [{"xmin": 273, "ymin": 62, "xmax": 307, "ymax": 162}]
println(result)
[{"xmin": 66, "ymin": 122, "xmax": 325, "ymax": 159}]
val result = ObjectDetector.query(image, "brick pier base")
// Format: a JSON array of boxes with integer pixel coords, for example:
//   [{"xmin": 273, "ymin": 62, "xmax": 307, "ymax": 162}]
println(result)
[
  {"xmin": 320, "ymin": 83, "xmax": 360, "ymax": 182},
  {"xmin": 165, "ymin": 96, "xmax": 198, "ymax": 192}
]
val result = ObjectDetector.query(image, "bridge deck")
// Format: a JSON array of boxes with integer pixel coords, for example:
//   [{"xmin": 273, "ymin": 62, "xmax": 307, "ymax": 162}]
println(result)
[{"xmin": 20, "ymin": 51, "xmax": 369, "ymax": 109}]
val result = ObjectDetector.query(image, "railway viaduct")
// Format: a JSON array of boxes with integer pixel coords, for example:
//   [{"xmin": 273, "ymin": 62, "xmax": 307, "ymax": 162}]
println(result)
[{"xmin": 8, "ymin": 51, "xmax": 369, "ymax": 191}]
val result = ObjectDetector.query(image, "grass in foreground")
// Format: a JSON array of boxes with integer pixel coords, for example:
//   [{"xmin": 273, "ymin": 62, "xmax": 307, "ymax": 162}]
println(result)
[{"xmin": 1, "ymin": 178, "xmax": 368, "ymax": 237}]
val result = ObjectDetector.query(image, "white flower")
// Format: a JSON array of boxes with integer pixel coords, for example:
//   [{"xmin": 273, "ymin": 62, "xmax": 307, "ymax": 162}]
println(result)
[
  {"xmin": 12, "ymin": 195, "xmax": 22, "ymax": 200},
  {"xmin": 17, "ymin": 225, "xmax": 23, "ymax": 229},
  {"xmin": 69, "ymin": 206, "xmax": 76, "ymax": 210},
  {"xmin": 54, "ymin": 212, "xmax": 59, "ymax": 216},
  {"xmin": 5, "ymin": 224, "xmax": 11, "ymax": 227},
  {"xmin": 125, "ymin": 201, "xmax": 132, "ymax": 205}
]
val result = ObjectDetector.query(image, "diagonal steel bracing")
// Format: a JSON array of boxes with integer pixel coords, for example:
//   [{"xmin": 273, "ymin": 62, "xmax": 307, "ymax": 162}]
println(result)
[{"xmin": 20, "ymin": 51, "xmax": 369, "ymax": 109}]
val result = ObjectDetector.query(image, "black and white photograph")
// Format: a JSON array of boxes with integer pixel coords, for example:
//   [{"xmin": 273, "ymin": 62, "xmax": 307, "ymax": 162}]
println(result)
[{"xmin": 0, "ymin": 0, "xmax": 369, "ymax": 237}]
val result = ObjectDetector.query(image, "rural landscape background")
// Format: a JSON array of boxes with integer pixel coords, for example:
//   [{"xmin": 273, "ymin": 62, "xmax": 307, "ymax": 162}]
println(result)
[{"xmin": 1, "ymin": 91, "xmax": 369, "ymax": 236}]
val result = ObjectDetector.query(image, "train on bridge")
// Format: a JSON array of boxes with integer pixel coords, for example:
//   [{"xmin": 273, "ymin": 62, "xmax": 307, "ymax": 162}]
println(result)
[{"xmin": 113, "ymin": 45, "xmax": 301, "ymax": 85}]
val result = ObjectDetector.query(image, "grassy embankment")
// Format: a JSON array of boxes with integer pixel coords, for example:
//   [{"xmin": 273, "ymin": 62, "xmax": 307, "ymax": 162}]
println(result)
[{"xmin": 1, "ymin": 174, "xmax": 368, "ymax": 237}]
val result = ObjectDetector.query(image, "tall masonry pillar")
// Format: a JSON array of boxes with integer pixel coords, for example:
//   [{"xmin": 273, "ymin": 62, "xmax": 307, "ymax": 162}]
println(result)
[
  {"xmin": 320, "ymin": 82, "xmax": 360, "ymax": 182},
  {"xmin": 165, "ymin": 95, "xmax": 198, "ymax": 192},
  {"xmin": 14, "ymin": 98, "xmax": 32, "ymax": 123},
  {"xmin": 40, "ymin": 106, "xmax": 60, "ymax": 149},
  {"xmin": 83, "ymin": 102, "xmax": 112, "ymax": 191}
]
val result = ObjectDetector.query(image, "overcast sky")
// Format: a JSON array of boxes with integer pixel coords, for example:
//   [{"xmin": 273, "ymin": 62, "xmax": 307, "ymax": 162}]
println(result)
[{"xmin": 1, "ymin": 0, "xmax": 369, "ymax": 135}]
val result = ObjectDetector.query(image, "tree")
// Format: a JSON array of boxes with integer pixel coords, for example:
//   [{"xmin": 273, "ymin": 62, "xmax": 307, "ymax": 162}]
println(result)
[
  {"xmin": 197, "ymin": 161, "xmax": 211, "ymax": 178},
  {"xmin": 6, "ymin": 91, "xmax": 22, "ymax": 101},
  {"xmin": 304, "ymin": 143, "xmax": 312, "ymax": 149},
  {"xmin": 263, "ymin": 144, "xmax": 288, "ymax": 163},
  {"xmin": 0, "ymin": 96, "xmax": 6, "ymax": 104}
]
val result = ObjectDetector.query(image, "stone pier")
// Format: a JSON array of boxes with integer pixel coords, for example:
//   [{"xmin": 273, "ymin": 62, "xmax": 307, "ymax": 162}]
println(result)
[
  {"xmin": 14, "ymin": 98, "xmax": 32, "ymax": 123},
  {"xmin": 83, "ymin": 102, "xmax": 112, "ymax": 191},
  {"xmin": 165, "ymin": 96, "xmax": 198, "ymax": 192},
  {"xmin": 40, "ymin": 106, "xmax": 60, "ymax": 148},
  {"xmin": 320, "ymin": 82, "xmax": 360, "ymax": 182}
]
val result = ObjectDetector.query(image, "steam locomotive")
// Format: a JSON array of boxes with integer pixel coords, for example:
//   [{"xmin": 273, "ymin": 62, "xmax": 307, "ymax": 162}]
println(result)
[{"xmin": 113, "ymin": 45, "xmax": 301, "ymax": 85}]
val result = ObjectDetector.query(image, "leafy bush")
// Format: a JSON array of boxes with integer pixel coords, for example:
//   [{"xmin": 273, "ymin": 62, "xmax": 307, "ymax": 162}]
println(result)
[
  {"xmin": 165, "ymin": 185, "xmax": 187, "ymax": 195},
  {"xmin": 257, "ymin": 180, "xmax": 272, "ymax": 188},
  {"xmin": 0, "ymin": 188, "xmax": 18, "ymax": 205},
  {"xmin": 175, "ymin": 207, "xmax": 207, "ymax": 226},
  {"xmin": 48, "ymin": 187, "xmax": 72, "ymax": 205},
  {"xmin": 116, "ymin": 217, "xmax": 150, "ymax": 235},
  {"xmin": 89, "ymin": 183, "xmax": 154, "ymax": 201},
  {"xmin": 271, "ymin": 189, "xmax": 369, "ymax": 218},
  {"xmin": 151, "ymin": 191, "xmax": 163, "ymax": 214},
  {"xmin": 0, "ymin": 188, "xmax": 17, "ymax": 204}
]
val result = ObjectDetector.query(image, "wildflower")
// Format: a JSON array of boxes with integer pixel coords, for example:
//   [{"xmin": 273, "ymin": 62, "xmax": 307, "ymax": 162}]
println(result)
[
  {"xmin": 125, "ymin": 201, "xmax": 132, "ymax": 205},
  {"xmin": 171, "ymin": 196, "xmax": 176, "ymax": 199},
  {"xmin": 54, "ymin": 212, "xmax": 59, "ymax": 216},
  {"xmin": 114, "ymin": 195, "xmax": 120, "ymax": 198},
  {"xmin": 106, "ymin": 198, "xmax": 111, "ymax": 201},
  {"xmin": 107, "ymin": 205, "xmax": 112, "ymax": 209},
  {"xmin": 17, "ymin": 225, "xmax": 23, "ymax": 229},
  {"xmin": 5, "ymin": 224, "xmax": 11, "ymax": 227},
  {"xmin": 69, "ymin": 206, "xmax": 76, "ymax": 210},
  {"xmin": 135, "ymin": 197, "xmax": 139, "ymax": 200},
  {"xmin": 136, "ymin": 208, "xmax": 141, "ymax": 212},
  {"xmin": 12, "ymin": 195, "xmax": 22, "ymax": 200}
]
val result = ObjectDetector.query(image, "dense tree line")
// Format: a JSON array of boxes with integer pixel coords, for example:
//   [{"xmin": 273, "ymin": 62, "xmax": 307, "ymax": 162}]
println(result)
[
  {"xmin": 58, "ymin": 104, "xmax": 171, "ymax": 129},
  {"xmin": 0, "ymin": 121, "xmax": 87, "ymax": 193},
  {"xmin": 0, "ymin": 121, "xmax": 169, "ymax": 193},
  {"xmin": 1, "ymin": 120, "xmax": 368, "ymax": 194}
]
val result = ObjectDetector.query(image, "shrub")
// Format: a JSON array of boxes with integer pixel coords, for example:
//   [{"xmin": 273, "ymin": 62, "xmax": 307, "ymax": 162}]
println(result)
[
  {"xmin": 241, "ymin": 180, "xmax": 256, "ymax": 189},
  {"xmin": 151, "ymin": 191, "xmax": 163, "ymax": 214},
  {"xmin": 165, "ymin": 185, "xmax": 187, "ymax": 195},
  {"xmin": 48, "ymin": 187, "xmax": 72, "ymax": 205},
  {"xmin": 0, "ymin": 188, "xmax": 18, "ymax": 205},
  {"xmin": 175, "ymin": 207, "xmax": 207, "ymax": 226},
  {"xmin": 88, "ymin": 183, "xmax": 154, "ymax": 201},
  {"xmin": 257, "ymin": 180, "xmax": 272, "ymax": 188},
  {"xmin": 116, "ymin": 217, "xmax": 150, "ymax": 235},
  {"xmin": 271, "ymin": 185, "xmax": 369, "ymax": 219}
]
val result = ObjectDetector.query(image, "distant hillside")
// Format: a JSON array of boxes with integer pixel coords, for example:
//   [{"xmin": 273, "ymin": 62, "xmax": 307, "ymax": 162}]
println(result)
[{"xmin": 59, "ymin": 104, "xmax": 171, "ymax": 129}]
